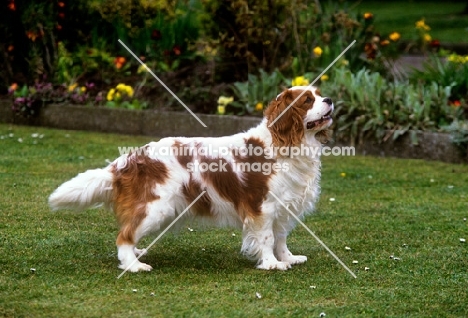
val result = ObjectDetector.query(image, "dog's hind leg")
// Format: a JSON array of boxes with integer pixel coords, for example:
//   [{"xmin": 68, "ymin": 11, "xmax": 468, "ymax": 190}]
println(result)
[
  {"xmin": 117, "ymin": 200, "xmax": 180, "ymax": 272},
  {"xmin": 116, "ymin": 227, "xmax": 153, "ymax": 273}
]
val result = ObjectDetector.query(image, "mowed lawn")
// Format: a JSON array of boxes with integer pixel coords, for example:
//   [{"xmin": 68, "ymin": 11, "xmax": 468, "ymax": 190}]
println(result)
[
  {"xmin": 0, "ymin": 123, "xmax": 467, "ymax": 317},
  {"xmin": 355, "ymin": 1, "xmax": 468, "ymax": 44}
]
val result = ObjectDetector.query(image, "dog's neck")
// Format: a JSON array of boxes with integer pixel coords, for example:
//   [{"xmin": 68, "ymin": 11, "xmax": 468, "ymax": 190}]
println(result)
[{"xmin": 247, "ymin": 118, "xmax": 324, "ymax": 149}]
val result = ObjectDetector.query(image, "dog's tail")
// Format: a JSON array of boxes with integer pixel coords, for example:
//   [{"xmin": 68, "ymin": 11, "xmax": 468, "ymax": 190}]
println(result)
[{"xmin": 48, "ymin": 167, "xmax": 114, "ymax": 211}]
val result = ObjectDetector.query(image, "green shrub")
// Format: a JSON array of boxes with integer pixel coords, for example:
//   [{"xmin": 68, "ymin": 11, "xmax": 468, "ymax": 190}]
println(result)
[
  {"xmin": 320, "ymin": 67, "xmax": 462, "ymax": 144},
  {"xmin": 409, "ymin": 53, "xmax": 468, "ymax": 106},
  {"xmin": 231, "ymin": 69, "xmax": 286, "ymax": 115},
  {"xmin": 442, "ymin": 120, "xmax": 468, "ymax": 158},
  {"xmin": 93, "ymin": 0, "xmax": 202, "ymax": 72},
  {"xmin": 199, "ymin": 1, "xmax": 401, "ymax": 81}
]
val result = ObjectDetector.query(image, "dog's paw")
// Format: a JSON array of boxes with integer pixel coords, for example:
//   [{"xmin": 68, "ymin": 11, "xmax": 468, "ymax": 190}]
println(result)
[
  {"xmin": 280, "ymin": 255, "xmax": 307, "ymax": 265},
  {"xmin": 133, "ymin": 248, "xmax": 148, "ymax": 257},
  {"xmin": 119, "ymin": 261, "xmax": 153, "ymax": 273},
  {"xmin": 257, "ymin": 260, "xmax": 291, "ymax": 271}
]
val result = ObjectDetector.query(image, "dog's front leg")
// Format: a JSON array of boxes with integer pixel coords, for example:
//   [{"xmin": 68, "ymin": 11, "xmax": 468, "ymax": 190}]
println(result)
[
  {"xmin": 274, "ymin": 233, "xmax": 307, "ymax": 266},
  {"xmin": 242, "ymin": 217, "xmax": 291, "ymax": 271}
]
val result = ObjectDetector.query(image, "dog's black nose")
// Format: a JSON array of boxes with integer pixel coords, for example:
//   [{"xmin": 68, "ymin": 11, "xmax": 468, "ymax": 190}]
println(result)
[{"xmin": 323, "ymin": 97, "xmax": 333, "ymax": 105}]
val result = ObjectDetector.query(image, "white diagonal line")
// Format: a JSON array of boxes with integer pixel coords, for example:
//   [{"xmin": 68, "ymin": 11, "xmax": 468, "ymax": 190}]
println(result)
[
  {"xmin": 268, "ymin": 40, "xmax": 356, "ymax": 128},
  {"xmin": 269, "ymin": 191, "xmax": 357, "ymax": 278},
  {"xmin": 118, "ymin": 39, "xmax": 207, "ymax": 128},
  {"xmin": 117, "ymin": 190, "xmax": 206, "ymax": 279}
]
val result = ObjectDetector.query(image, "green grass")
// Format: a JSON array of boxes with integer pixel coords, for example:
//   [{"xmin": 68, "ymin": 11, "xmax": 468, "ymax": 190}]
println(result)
[
  {"xmin": 0, "ymin": 123, "xmax": 467, "ymax": 317},
  {"xmin": 355, "ymin": 1, "xmax": 468, "ymax": 44}
]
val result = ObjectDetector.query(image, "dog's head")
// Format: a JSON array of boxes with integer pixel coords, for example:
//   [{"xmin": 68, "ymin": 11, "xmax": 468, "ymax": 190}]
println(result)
[{"xmin": 265, "ymin": 86, "xmax": 334, "ymax": 147}]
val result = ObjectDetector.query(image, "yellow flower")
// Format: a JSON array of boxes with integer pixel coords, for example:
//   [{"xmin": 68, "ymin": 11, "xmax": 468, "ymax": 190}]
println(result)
[
  {"xmin": 106, "ymin": 88, "xmax": 115, "ymax": 101},
  {"xmin": 68, "ymin": 83, "xmax": 78, "ymax": 92},
  {"xmin": 340, "ymin": 172, "xmax": 346, "ymax": 177},
  {"xmin": 125, "ymin": 86, "xmax": 134, "ymax": 97},
  {"xmin": 320, "ymin": 74, "xmax": 329, "ymax": 81},
  {"xmin": 389, "ymin": 32, "xmax": 400, "ymax": 42},
  {"xmin": 80, "ymin": 86, "xmax": 86, "ymax": 93},
  {"xmin": 292, "ymin": 76, "xmax": 309, "ymax": 86},
  {"xmin": 115, "ymin": 92, "xmax": 121, "ymax": 100},
  {"xmin": 363, "ymin": 12, "xmax": 373, "ymax": 20},
  {"xmin": 447, "ymin": 53, "xmax": 467, "ymax": 64},
  {"xmin": 114, "ymin": 84, "xmax": 134, "ymax": 97},
  {"xmin": 313, "ymin": 46, "xmax": 323, "ymax": 57},
  {"xmin": 137, "ymin": 64, "xmax": 149, "ymax": 74},
  {"xmin": 255, "ymin": 102, "xmax": 263, "ymax": 112},
  {"xmin": 341, "ymin": 59, "xmax": 349, "ymax": 66},
  {"xmin": 217, "ymin": 105, "xmax": 225, "ymax": 115},
  {"xmin": 415, "ymin": 19, "xmax": 430, "ymax": 31},
  {"xmin": 217, "ymin": 96, "xmax": 234, "ymax": 106},
  {"xmin": 424, "ymin": 34, "xmax": 432, "ymax": 42}
]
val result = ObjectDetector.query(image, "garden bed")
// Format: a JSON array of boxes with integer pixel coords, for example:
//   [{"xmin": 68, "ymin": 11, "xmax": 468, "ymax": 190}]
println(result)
[{"xmin": 0, "ymin": 99, "xmax": 465, "ymax": 164}]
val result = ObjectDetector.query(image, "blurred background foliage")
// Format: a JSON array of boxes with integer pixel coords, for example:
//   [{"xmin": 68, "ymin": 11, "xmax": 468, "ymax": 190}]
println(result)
[{"xmin": 1, "ymin": 0, "xmax": 467, "ymax": 153}]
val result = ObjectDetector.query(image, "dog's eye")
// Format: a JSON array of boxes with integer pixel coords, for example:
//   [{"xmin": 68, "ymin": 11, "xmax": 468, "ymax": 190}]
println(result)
[{"xmin": 305, "ymin": 96, "xmax": 313, "ymax": 103}]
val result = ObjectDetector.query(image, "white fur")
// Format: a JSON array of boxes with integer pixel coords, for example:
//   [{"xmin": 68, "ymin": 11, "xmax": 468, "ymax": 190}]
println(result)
[
  {"xmin": 49, "ymin": 86, "xmax": 333, "ymax": 272},
  {"xmin": 49, "ymin": 168, "xmax": 114, "ymax": 211}
]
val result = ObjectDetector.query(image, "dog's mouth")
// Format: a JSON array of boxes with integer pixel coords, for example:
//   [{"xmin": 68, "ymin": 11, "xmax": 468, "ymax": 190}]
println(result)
[{"xmin": 306, "ymin": 109, "xmax": 333, "ymax": 130}]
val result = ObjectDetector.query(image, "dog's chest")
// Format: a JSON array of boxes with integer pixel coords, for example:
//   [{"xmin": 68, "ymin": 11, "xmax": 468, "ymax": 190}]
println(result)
[{"xmin": 274, "ymin": 157, "xmax": 321, "ymax": 214}]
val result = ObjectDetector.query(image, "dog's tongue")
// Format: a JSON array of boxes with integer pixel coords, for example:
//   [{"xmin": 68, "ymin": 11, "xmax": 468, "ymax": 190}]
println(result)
[{"xmin": 307, "ymin": 117, "xmax": 328, "ymax": 129}]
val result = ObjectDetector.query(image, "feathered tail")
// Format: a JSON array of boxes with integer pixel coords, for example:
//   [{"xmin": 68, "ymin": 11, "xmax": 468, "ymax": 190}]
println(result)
[{"xmin": 48, "ymin": 167, "xmax": 114, "ymax": 211}]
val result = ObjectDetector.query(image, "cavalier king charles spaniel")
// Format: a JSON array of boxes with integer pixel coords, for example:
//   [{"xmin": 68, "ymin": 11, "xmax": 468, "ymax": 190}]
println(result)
[{"xmin": 49, "ymin": 86, "xmax": 334, "ymax": 272}]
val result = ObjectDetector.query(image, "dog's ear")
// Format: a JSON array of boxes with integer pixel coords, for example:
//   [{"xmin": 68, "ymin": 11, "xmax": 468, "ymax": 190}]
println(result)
[{"xmin": 265, "ymin": 90, "xmax": 305, "ymax": 147}]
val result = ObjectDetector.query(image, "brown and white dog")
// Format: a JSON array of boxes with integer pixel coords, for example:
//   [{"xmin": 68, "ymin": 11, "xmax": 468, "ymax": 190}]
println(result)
[{"xmin": 49, "ymin": 86, "xmax": 334, "ymax": 272}]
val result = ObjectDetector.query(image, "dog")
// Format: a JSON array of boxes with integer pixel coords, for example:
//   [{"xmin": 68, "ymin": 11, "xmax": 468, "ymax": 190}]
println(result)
[{"xmin": 49, "ymin": 86, "xmax": 334, "ymax": 272}]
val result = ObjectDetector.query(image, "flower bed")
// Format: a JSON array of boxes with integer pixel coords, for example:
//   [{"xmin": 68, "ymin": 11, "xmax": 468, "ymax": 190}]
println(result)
[
  {"xmin": 2, "ymin": 1, "xmax": 468, "ymax": 162},
  {"xmin": 1, "ymin": 98, "xmax": 465, "ymax": 164}
]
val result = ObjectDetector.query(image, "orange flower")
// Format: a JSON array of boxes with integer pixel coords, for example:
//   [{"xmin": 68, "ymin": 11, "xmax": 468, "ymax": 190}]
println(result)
[
  {"xmin": 114, "ymin": 57, "xmax": 126, "ymax": 69},
  {"xmin": 58, "ymin": 1, "xmax": 65, "ymax": 7},
  {"xmin": 380, "ymin": 40, "xmax": 390, "ymax": 46},
  {"xmin": 452, "ymin": 100, "xmax": 461, "ymax": 107},
  {"xmin": 26, "ymin": 31, "xmax": 38, "ymax": 41},
  {"xmin": 7, "ymin": 45, "xmax": 14, "ymax": 52},
  {"xmin": 364, "ymin": 12, "xmax": 373, "ymax": 20},
  {"xmin": 115, "ymin": 57, "xmax": 126, "ymax": 64},
  {"xmin": 9, "ymin": 83, "xmax": 18, "ymax": 91},
  {"xmin": 8, "ymin": 2, "xmax": 16, "ymax": 11}
]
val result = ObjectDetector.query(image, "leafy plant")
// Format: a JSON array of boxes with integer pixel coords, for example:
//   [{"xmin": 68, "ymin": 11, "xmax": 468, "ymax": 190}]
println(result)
[
  {"xmin": 409, "ymin": 53, "xmax": 468, "ymax": 106},
  {"xmin": 321, "ymin": 67, "xmax": 461, "ymax": 145},
  {"xmin": 200, "ymin": 1, "xmax": 403, "ymax": 81},
  {"xmin": 99, "ymin": 0, "xmax": 202, "ymax": 72},
  {"xmin": 231, "ymin": 69, "xmax": 285, "ymax": 115},
  {"xmin": 55, "ymin": 42, "xmax": 119, "ymax": 84},
  {"xmin": 442, "ymin": 120, "xmax": 468, "ymax": 158},
  {"xmin": 9, "ymin": 80, "xmax": 99, "ymax": 117}
]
